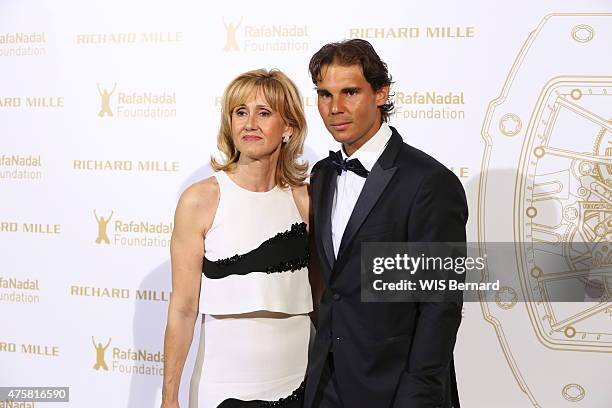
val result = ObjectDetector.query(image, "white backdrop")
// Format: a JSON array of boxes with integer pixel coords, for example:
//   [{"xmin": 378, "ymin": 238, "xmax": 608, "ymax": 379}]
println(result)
[{"xmin": 1, "ymin": 1, "xmax": 611, "ymax": 407}]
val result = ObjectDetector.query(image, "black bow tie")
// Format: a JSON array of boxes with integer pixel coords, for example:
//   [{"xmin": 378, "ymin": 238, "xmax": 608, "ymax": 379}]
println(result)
[{"xmin": 329, "ymin": 150, "xmax": 369, "ymax": 178}]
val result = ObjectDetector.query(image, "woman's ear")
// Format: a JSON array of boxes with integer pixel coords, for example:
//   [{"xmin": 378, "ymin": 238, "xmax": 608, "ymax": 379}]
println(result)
[{"xmin": 282, "ymin": 126, "xmax": 294, "ymax": 143}]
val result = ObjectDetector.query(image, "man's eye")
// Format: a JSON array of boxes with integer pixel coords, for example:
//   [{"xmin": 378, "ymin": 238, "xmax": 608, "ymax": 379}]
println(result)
[
  {"xmin": 346, "ymin": 89, "xmax": 357, "ymax": 96},
  {"xmin": 317, "ymin": 92, "xmax": 331, "ymax": 98}
]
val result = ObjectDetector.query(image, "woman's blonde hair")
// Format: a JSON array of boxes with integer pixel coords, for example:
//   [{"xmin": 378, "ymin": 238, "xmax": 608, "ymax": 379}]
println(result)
[{"xmin": 211, "ymin": 69, "xmax": 308, "ymax": 188}]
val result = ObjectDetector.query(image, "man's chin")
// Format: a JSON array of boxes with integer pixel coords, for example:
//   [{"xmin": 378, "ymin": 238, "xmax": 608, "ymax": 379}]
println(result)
[{"xmin": 327, "ymin": 127, "xmax": 357, "ymax": 144}]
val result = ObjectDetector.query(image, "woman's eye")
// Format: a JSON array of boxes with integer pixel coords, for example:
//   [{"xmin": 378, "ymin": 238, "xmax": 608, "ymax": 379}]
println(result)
[{"xmin": 259, "ymin": 111, "xmax": 271, "ymax": 117}]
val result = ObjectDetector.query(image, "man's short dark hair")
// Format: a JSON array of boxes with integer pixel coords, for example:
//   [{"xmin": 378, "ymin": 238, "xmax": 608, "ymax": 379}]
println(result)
[{"xmin": 308, "ymin": 38, "xmax": 394, "ymax": 122}]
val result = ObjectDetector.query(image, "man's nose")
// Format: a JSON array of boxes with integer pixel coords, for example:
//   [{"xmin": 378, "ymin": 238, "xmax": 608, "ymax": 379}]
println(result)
[{"xmin": 330, "ymin": 96, "xmax": 344, "ymax": 115}]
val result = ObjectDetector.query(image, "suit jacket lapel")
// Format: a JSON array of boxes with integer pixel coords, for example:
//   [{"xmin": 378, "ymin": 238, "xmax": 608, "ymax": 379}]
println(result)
[
  {"xmin": 314, "ymin": 162, "xmax": 337, "ymax": 273},
  {"xmin": 336, "ymin": 129, "xmax": 402, "ymax": 264}
]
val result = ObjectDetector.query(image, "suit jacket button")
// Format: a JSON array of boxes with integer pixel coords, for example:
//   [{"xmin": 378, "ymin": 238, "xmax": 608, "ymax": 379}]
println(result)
[{"xmin": 332, "ymin": 293, "xmax": 341, "ymax": 301}]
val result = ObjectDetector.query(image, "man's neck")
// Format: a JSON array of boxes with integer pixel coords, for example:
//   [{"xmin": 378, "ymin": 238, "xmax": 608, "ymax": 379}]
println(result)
[{"xmin": 343, "ymin": 120, "xmax": 383, "ymax": 157}]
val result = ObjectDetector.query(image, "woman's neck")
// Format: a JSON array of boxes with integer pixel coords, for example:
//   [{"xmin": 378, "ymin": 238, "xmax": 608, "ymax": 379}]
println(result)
[{"xmin": 231, "ymin": 154, "xmax": 279, "ymax": 192}]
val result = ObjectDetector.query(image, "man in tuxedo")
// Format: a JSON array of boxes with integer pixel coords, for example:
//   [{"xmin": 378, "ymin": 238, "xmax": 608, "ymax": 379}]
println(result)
[{"xmin": 305, "ymin": 39, "xmax": 468, "ymax": 408}]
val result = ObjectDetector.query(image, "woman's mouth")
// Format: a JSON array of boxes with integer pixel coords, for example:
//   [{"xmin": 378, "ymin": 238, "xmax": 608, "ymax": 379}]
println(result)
[{"xmin": 242, "ymin": 134, "xmax": 263, "ymax": 142}]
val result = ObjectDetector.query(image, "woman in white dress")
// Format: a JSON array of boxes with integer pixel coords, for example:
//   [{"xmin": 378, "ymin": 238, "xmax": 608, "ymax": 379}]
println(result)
[{"xmin": 160, "ymin": 69, "xmax": 316, "ymax": 408}]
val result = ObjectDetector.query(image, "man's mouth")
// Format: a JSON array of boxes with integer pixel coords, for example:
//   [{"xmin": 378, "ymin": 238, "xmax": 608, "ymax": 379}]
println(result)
[{"xmin": 330, "ymin": 122, "xmax": 351, "ymax": 131}]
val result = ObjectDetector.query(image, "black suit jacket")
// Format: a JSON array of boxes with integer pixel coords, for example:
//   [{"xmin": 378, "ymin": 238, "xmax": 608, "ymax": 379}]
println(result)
[{"xmin": 304, "ymin": 127, "xmax": 468, "ymax": 408}]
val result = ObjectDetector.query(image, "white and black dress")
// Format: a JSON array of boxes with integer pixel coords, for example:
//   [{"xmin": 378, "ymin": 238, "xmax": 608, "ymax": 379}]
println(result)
[{"xmin": 189, "ymin": 170, "xmax": 313, "ymax": 408}]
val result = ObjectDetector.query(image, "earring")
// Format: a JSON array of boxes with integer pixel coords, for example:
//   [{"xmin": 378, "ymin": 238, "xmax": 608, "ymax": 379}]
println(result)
[{"xmin": 282, "ymin": 135, "xmax": 289, "ymax": 144}]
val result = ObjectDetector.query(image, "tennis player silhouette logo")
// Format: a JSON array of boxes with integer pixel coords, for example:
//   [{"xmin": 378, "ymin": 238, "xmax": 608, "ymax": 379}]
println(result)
[
  {"xmin": 97, "ymin": 83, "xmax": 116, "ymax": 117},
  {"xmin": 92, "ymin": 336, "xmax": 111, "ymax": 371},
  {"xmin": 94, "ymin": 210, "xmax": 113, "ymax": 244},
  {"xmin": 223, "ymin": 17, "xmax": 242, "ymax": 51}
]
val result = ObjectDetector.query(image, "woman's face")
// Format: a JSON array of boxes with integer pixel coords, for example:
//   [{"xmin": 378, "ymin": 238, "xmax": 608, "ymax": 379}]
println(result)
[{"xmin": 231, "ymin": 90, "xmax": 292, "ymax": 161}]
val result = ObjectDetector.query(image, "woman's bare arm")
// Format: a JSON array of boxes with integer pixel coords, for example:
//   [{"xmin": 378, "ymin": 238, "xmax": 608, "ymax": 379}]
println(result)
[{"xmin": 161, "ymin": 178, "xmax": 218, "ymax": 407}]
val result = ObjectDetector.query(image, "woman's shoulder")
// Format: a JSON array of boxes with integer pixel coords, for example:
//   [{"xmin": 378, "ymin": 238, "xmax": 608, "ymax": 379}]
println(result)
[{"xmin": 175, "ymin": 176, "xmax": 220, "ymax": 226}]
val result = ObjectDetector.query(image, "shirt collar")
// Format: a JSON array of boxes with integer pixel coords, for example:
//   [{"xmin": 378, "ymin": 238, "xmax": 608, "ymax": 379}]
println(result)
[{"xmin": 340, "ymin": 122, "xmax": 392, "ymax": 172}]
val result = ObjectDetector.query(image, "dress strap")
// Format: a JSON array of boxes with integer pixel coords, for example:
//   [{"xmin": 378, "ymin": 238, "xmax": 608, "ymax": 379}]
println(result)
[{"xmin": 212, "ymin": 170, "xmax": 230, "ymax": 190}]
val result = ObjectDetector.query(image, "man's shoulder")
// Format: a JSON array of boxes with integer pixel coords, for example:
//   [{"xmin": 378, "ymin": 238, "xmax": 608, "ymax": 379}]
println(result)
[
  {"xmin": 391, "ymin": 130, "xmax": 466, "ymax": 211},
  {"xmin": 310, "ymin": 156, "xmax": 332, "ymax": 177},
  {"xmin": 313, "ymin": 155, "xmax": 332, "ymax": 167},
  {"xmin": 392, "ymin": 131, "xmax": 448, "ymax": 176},
  {"xmin": 388, "ymin": 127, "xmax": 462, "ymax": 191}
]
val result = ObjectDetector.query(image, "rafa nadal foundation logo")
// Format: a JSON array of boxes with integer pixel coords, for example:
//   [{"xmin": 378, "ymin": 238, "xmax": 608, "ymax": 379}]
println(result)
[
  {"xmin": 94, "ymin": 210, "xmax": 113, "ymax": 244},
  {"xmin": 221, "ymin": 17, "xmax": 308, "ymax": 53},
  {"xmin": 95, "ymin": 82, "xmax": 177, "ymax": 119},
  {"xmin": 92, "ymin": 336, "xmax": 111, "ymax": 371},
  {"xmin": 89, "ymin": 336, "xmax": 165, "ymax": 376},
  {"xmin": 223, "ymin": 17, "xmax": 242, "ymax": 51},
  {"xmin": 97, "ymin": 83, "xmax": 116, "ymax": 117},
  {"xmin": 91, "ymin": 209, "xmax": 172, "ymax": 248}
]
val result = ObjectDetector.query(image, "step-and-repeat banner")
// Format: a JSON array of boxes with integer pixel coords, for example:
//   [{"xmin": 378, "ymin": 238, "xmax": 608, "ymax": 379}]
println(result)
[{"xmin": 1, "ymin": 0, "xmax": 610, "ymax": 407}]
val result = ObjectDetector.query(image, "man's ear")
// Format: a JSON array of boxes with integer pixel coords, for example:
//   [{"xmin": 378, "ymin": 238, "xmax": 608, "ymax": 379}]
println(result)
[{"xmin": 375, "ymin": 85, "xmax": 390, "ymax": 107}]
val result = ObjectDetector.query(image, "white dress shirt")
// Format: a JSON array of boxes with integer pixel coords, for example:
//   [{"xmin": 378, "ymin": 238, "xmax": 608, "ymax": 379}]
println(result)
[{"xmin": 331, "ymin": 122, "xmax": 393, "ymax": 258}]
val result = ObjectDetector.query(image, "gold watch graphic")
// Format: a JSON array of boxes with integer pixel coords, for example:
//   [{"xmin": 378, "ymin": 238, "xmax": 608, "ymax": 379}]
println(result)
[{"xmin": 479, "ymin": 13, "xmax": 611, "ymax": 407}]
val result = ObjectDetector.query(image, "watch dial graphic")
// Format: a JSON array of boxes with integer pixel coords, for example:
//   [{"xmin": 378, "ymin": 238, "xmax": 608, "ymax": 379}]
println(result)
[{"xmin": 479, "ymin": 14, "xmax": 612, "ymax": 407}]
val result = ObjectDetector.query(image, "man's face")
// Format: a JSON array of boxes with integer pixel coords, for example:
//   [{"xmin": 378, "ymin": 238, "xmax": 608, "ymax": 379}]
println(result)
[{"xmin": 315, "ymin": 64, "xmax": 389, "ymax": 155}]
